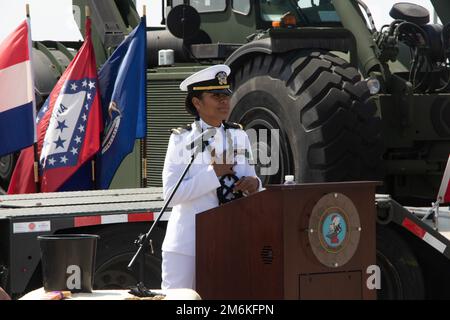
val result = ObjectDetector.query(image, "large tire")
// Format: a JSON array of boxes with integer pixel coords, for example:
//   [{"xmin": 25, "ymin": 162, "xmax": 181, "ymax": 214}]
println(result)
[
  {"xmin": 376, "ymin": 225, "xmax": 425, "ymax": 299},
  {"xmin": 93, "ymin": 223, "xmax": 164, "ymax": 290},
  {"xmin": 230, "ymin": 51, "xmax": 384, "ymax": 184},
  {"xmin": 0, "ymin": 153, "xmax": 18, "ymax": 191}
]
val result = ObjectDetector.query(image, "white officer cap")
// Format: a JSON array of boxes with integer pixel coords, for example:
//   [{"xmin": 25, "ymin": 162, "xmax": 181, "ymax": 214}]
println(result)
[{"xmin": 180, "ymin": 64, "xmax": 232, "ymax": 95}]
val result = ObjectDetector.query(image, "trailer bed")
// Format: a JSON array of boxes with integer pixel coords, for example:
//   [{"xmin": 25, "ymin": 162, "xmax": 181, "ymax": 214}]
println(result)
[
  {"xmin": 406, "ymin": 205, "xmax": 450, "ymax": 241},
  {"xmin": 0, "ymin": 187, "xmax": 172, "ymax": 295},
  {"xmin": 0, "ymin": 187, "xmax": 169, "ymax": 220}
]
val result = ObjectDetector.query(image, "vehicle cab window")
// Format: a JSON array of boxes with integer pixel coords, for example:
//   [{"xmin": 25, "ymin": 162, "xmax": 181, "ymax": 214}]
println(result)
[
  {"xmin": 190, "ymin": 0, "xmax": 226, "ymax": 13},
  {"xmin": 232, "ymin": 0, "xmax": 251, "ymax": 15},
  {"xmin": 171, "ymin": 0, "xmax": 185, "ymax": 7},
  {"xmin": 297, "ymin": 0, "xmax": 341, "ymax": 23},
  {"xmin": 259, "ymin": 0, "xmax": 340, "ymax": 25},
  {"xmin": 260, "ymin": 0, "xmax": 298, "ymax": 22}
]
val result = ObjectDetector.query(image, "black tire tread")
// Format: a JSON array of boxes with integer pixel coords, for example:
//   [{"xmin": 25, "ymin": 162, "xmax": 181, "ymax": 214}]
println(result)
[
  {"xmin": 377, "ymin": 225, "xmax": 425, "ymax": 299},
  {"xmin": 232, "ymin": 50, "xmax": 384, "ymax": 182}
]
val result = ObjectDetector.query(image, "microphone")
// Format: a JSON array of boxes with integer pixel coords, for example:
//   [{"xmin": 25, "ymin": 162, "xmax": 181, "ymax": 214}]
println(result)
[{"xmin": 186, "ymin": 127, "xmax": 217, "ymax": 153}]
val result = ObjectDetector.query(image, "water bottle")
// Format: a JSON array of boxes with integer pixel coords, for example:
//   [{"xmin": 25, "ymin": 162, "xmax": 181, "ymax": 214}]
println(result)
[{"xmin": 284, "ymin": 175, "xmax": 296, "ymax": 185}]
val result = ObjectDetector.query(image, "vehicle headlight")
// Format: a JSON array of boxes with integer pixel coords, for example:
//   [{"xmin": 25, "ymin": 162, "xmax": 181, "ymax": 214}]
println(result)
[{"xmin": 366, "ymin": 77, "xmax": 381, "ymax": 95}]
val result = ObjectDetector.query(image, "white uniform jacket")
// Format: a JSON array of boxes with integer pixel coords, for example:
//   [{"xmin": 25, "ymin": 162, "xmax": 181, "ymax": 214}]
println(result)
[{"xmin": 161, "ymin": 119, "xmax": 262, "ymax": 257}]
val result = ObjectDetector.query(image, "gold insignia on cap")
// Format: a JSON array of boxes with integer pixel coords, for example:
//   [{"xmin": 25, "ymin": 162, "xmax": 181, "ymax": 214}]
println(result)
[
  {"xmin": 193, "ymin": 85, "xmax": 230, "ymax": 91},
  {"xmin": 216, "ymin": 71, "xmax": 228, "ymax": 85}
]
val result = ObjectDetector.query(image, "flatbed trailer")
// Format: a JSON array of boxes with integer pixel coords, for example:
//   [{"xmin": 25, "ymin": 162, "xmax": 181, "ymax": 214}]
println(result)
[
  {"xmin": 375, "ymin": 195, "xmax": 450, "ymax": 299},
  {"xmin": 1, "ymin": 187, "xmax": 450, "ymax": 299},
  {"xmin": 0, "ymin": 188, "xmax": 169, "ymax": 297}
]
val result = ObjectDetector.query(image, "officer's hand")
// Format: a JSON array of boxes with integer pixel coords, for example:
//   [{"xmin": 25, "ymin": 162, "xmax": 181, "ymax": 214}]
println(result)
[
  {"xmin": 234, "ymin": 176, "xmax": 260, "ymax": 195},
  {"xmin": 212, "ymin": 163, "xmax": 235, "ymax": 177},
  {"xmin": 211, "ymin": 151, "xmax": 235, "ymax": 177}
]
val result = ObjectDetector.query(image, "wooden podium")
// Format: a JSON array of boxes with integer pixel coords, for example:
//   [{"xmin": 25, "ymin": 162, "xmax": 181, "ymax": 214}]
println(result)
[{"xmin": 196, "ymin": 182, "xmax": 378, "ymax": 300}]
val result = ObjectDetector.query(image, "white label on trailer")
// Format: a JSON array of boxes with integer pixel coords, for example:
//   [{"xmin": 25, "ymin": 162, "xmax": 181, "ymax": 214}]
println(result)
[
  {"xmin": 155, "ymin": 211, "xmax": 170, "ymax": 221},
  {"xmin": 101, "ymin": 214, "xmax": 127, "ymax": 225},
  {"xmin": 423, "ymin": 233, "xmax": 447, "ymax": 253},
  {"xmin": 13, "ymin": 221, "xmax": 51, "ymax": 234}
]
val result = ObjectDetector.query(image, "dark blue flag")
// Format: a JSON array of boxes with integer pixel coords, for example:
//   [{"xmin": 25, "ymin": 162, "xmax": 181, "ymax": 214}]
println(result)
[{"xmin": 96, "ymin": 17, "xmax": 147, "ymax": 189}]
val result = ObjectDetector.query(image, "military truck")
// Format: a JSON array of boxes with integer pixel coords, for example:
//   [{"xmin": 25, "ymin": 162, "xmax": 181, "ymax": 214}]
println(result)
[
  {"xmin": 1, "ymin": 0, "xmax": 450, "ymax": 299},
  {"xmin": 2, "ymin": 0, "xmax": 447, "ymax": 203}
]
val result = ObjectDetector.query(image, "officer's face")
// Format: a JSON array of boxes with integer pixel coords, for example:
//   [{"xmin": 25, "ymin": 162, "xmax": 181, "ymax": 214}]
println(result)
[{"xmin": 193, "ymin": 92, "xmax": 231, "ymax": 123}]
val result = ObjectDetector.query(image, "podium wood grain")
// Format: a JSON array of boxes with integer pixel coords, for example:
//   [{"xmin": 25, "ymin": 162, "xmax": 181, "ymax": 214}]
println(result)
[{"xmin": 196, "ymin": 182, "xmax": 378, "ymax": 300}]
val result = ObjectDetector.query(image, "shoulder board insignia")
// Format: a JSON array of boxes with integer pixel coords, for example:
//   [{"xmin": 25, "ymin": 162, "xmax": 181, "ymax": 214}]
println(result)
[
  {"xmin": 170, "ymin": 124, "xmax": 192, "ymax": 135},
  {"xmin": 223, "ymin": 121, "xmax": 243, "ymax": 130}
]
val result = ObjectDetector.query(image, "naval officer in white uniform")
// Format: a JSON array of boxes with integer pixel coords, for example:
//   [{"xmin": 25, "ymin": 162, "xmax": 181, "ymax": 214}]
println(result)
[{"xmin": 161, "ymin": 64, "xmax": 262, "ymax": 290}]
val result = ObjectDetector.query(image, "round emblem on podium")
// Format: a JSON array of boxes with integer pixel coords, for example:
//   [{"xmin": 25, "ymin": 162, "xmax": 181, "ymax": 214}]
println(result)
[
  {"xmin": 320, "ymin": 211, "xmax": 348, "ymax": 253},
  {"xmin": 308, "ymin": 193, "xmax": 361, "ymax": 268}
]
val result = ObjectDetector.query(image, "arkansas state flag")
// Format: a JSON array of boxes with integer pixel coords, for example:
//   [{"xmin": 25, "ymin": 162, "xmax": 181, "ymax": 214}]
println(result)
[
  {"xmin": 0, "ymin": 19, "xmax": 36, "ymax": 157},
  {"xmin": 438, "ymin": 155, "xmax": 450, "ymax": 203},
  {"xmin": 8, "ymin": 18, "xmax": 102, "ymax": 194}
]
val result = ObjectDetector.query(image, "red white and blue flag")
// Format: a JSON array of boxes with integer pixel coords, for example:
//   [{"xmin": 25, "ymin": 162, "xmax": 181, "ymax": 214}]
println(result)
[
  {"xmin": 8, "ymin": 18, "xmax": 102, "ymax": 194},
  {"xmin": 438, "ymin": 155, "xmax": 450, "ymax": 203},
  {"xmin": 0, "ymin": 19, "xmax": 36, "ymax": 157}
]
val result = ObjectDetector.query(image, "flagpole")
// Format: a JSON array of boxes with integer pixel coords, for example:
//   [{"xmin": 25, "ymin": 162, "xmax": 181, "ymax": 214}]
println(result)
[
  {"xmin": 32, "ymin": 145, "xmax": 40, "ymax": 193},
  {"xmin": 141, "ymin": 5, "xmax": 148, "ymax": 188},
  {"xmin": 91, "ymin": 160, "xmax": 96, "ymax": 190},
  {"xmin": 86, "ymin": 5, "xmax": 91, "ymax": 19},
  {"xmin": 26, "ymin": 3, "xmax": 41, "ymax": 193},
  {"xmin": 85, "ymin": 5, "xmax": 97, "ymax": 190}
]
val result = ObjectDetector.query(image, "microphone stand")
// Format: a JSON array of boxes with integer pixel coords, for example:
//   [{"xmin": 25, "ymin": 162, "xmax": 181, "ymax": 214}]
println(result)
[{"xmin": 127, "ymin": 134, "xmax": 214, "ymax": 297}]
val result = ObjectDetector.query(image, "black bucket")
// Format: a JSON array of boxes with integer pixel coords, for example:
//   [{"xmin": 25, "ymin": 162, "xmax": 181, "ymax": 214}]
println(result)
[{"xmin": 37, "ymin": 234, "xmax": 99, "ymax": 293}]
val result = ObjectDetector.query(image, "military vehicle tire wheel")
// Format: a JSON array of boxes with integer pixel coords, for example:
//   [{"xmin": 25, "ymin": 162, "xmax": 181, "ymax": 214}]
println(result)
[
  {"xmin": 230, "ymin": 51, "xmax": 384, "ymax": 183},
  {"xmin": 376, "ymin": 225, "xmax": 425, "ymax": 299},
  {"xmin": 93, "ymin": 223, "xmax": 164, "ymax": 290},
  {"xmin": 0, "ymin": 153, "xmax": 18, "ymax": 191}
]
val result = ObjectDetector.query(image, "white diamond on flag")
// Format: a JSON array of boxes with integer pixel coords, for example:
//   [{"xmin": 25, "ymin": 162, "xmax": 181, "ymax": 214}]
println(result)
[{"xmin": 39, "ymin": 78, "xmax": 97, "ymax": 170}]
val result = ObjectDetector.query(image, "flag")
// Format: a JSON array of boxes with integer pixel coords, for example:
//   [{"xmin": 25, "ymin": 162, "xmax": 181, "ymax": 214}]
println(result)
[
  {"xmin": 0, "ymin": 19, "xmax": 36, "ymax": 157},
  {"xmin": 96, "ymin": 16, "xmax": 147, "ymax": 189},
  {"xmin": 8, "ymin": 17, "xmax": 102, "ymax": 194},
  {"xmin": 438, "ymin": 155, "xmax": 450, "ymax": 203}
]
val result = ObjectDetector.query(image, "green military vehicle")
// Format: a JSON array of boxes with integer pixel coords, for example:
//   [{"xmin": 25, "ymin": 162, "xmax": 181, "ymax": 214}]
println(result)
[
  {"xmin": 1, "ymin": 0, "xmax": 450, "ymax": 299},
  {"xmin": 2, "ymin": 0, "xmax": 448, "ymax": 205}
]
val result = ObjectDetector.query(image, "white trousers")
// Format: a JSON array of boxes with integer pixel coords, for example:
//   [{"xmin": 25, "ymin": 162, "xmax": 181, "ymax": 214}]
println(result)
[{"xmin": 161, "ymin": 251, "xmax": 195, "ymax": 290}]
